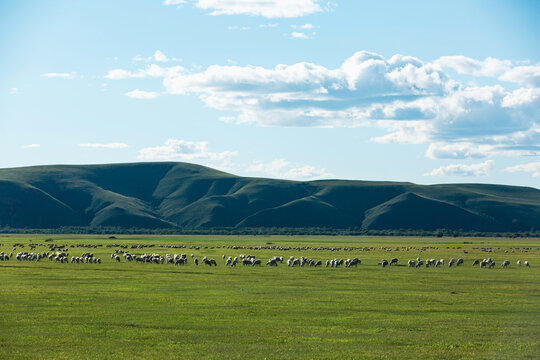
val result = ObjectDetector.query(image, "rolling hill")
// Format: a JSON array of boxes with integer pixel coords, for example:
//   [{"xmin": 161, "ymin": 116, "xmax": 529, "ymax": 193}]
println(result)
[{"xmin": 0, "ymin": 162, "xmax": 539, "ymax": 232}]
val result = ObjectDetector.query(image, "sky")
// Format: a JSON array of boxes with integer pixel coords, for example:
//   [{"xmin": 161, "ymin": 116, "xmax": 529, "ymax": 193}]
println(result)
[{"xmin": 1, "ymin": 0, "xmax": 539, "ymax": 188}]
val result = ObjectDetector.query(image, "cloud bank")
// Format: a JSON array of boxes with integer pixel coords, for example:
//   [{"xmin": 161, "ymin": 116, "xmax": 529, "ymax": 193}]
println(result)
[{"xmin": 108, "ymin": 51, "xmax": 540, "ymax": 177}]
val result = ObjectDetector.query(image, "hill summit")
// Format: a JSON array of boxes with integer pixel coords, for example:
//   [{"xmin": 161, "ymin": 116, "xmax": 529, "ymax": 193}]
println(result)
[{"xmin": 0, "ymin": 162, "xmax": 539, "ymax": 232}]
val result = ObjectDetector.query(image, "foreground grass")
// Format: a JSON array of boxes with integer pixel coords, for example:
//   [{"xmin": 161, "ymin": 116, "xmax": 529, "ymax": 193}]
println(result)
[{"xmin": 0, "ymin": 235, "xmax": 539, "ymax": 359}]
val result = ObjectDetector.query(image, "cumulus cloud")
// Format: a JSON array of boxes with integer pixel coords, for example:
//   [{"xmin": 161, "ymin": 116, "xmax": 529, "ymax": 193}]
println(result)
[
  {"xmin": 424, "ymin": 160, "xmax": 494, "ymax": 177},
  {"xmin": 245, "ymin": 159, "xmax": 332, "ymax": 180},
  {"xmin": 125, "ymin": 89, "xmax": 160, "ymax": 99},
  {"xmin": 10, "ymin": 87, "xmax": 19, "ymax": 94},
  {"xmin": 41, "ymin": 72, "xmax": 78, "ymax": 79},
  {"xmin": 505, "ymin": 162, "xmax": 540, "ymax": 178},
  {"xmin": 78, "ymin": 143, "xmax": 129, "ymax": 148},
  {"xmin": 189, "ymin": 0, "xmax": 325, "ymax": 18},
  {"xmin": 22, "ymin": 144, "xmax": 40, "ymax": 149},
  {"xmin": 161, "ymin": 51, "xmax": 454, "ymax": 128},
  {"xmin": 137, "ymin": 139, "xmax": 237, "ymax": 163}
]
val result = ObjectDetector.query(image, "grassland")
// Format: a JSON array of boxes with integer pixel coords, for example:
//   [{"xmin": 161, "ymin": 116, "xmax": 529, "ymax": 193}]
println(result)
[{"xmin": 0, "ymin": 234, "xmax": 539, "ymax": 359}]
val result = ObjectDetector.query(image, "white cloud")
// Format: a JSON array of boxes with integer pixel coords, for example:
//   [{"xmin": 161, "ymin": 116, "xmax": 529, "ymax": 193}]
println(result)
[
  {"xmin": 78, "ymin": 143, "xmax": 129, "ymax": 149},
  {"xmin": 290, "ymin": 31, "xmax": 310, "ymax": 39},
  {"xmin": 137, "ymin": 139, "xmax": 237, "ymax": 163},
  {"xmin": 372, "ymin": 121, "xmax": 432, "ymax": 144},
  {"xmin": 259, "ymin": 23, "xmax": 278, "ymax": 28},
  {"xmin": 501, "ymin": 88, "xmax": 540, "ymax": 107},
  {"xmin": 435, "ymin": 56, "xmax": 511, "ymax": 77},
  {"xmin": 228, "ymin": 25, "xmax": 250, "ymax": 31},
  {"xmin": 109, "ymin": 51, "xmax": 539, "ymax": 161},
  {"xmin": 9, "ymin": 87, "xmax": 19, "ymax": 94},
  {"xmin": 192, "ymin": 0, "xmax": 325, "ymax": 18},
  {"xmin": 133, "ymin": 50, "xmax": 170, "ymax": 63},
  {"xmin": 292, "ymin": 23, "xmax": 317, "ymax": 29},
  {"xmin": 425, "ymin": 142, "xmax": 492, "ymax": 159},
  {"xmin": 505, "ymin": 162, "xmax": 540, "ymax": 178},
  {"xmin": 425, "ymin": 126, "xmax": 540, "ymax": 159},
  {"xmin": 499, "ymin": 65, "xmax": 540, "ymax": 87},
  {"xmin": 163, "ymin": 0, "xmax": 187, "ymax": 5},
  {"xmin": 41, "ymin": 72, "xmax": 78, "ymax": 79},
  {"xmin": 22, "ymin": 144, "xmax": 40, "ymax": 149},
  {"xmin": 246, "ymin": 159, "xmax": 332, "ymax": 180},
  {"xmin": 435, "ymin": 56, "xmax": 540, "ymax": 87},
  {"xmin": 125, "ymin": 89, "xmax": 160, "ymax": 99},
  {"xmin": 161, "ymin": 51, "xmax": 455, "ymax": 128},
  {"xmin": 105, "ymin": 64, "xmax": 184, "ymax": 79},
  {"xmin": 424, "ymin": 160, "xmax": 494, "ymax": 177}
]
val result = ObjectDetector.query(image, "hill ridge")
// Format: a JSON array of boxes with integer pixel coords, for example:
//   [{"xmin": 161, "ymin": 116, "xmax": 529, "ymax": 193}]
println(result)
[{"xmin": 0, "ymin": 162, "xmax": 539, "ymax": 232}]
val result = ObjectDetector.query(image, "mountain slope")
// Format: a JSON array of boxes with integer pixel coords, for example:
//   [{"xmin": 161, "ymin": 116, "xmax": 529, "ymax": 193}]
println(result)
[{"xmin": 0, "ymin": 162, "xmax": 539, "ymax": 232}]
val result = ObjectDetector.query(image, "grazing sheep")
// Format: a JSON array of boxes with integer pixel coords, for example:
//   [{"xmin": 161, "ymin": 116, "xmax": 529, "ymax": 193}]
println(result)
[
  {"xmin": 345, "ymin": 258, "xmax": 361, "ymax": 268},
  {"xmin": 517, "ymin": 260, "xmax": 522, "ymax": 266},
  {"xmin": 251, "ymin": 259, "xmax": 261, "ymax": 266},
  {"xmin": 415, "ymin": 260, "xmax": 424, "ymax": 268},
  {"xmin": 448, "ymin": 258, "xmax": 455, "ymax": 268},
  {"xmin": 389, "ymin": 258, "xmax": 398, "ymax": 266},
  {"xmin": 408, "ymin": 260, "xmax": 415, "ymax": 268},
  {"xmin": 456, "ymin": 258, "xmax": 464, "ymax": 266},
  {"xmin": 379, "ymin": 259, "xmax": 389, "ymax": 268},
  {"xmin": 472, "ymin": 259, "xmax": 480, "ymax": 266},
  {"xmin": 525, "ymin": 261, "xmax": 530, "ymax": 268},
  {"xmin": 194, "ymin": 258, "xmax": 199, "ymax": 266},
  {"xmin": 501, "ymin": 260, "xmax": 510, "ymax": 268}
]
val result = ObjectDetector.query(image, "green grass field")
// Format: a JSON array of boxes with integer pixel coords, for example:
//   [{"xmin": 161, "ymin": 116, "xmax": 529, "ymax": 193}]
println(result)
[{"xmin": 1, "ymin": 234, "xmax": 539, "ymax": 359}]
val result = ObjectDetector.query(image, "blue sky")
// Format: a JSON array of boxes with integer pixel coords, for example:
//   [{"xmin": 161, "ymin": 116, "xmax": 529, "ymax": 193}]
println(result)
[{"xmin": 1, "ymin": 0, "xmax": 539, "ymax": 187}]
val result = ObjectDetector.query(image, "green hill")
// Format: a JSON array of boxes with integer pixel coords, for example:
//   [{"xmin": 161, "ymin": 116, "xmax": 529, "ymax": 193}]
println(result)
[{"xmin": 0, "ymin": 162, "xmax": 539, "ymax": 232}]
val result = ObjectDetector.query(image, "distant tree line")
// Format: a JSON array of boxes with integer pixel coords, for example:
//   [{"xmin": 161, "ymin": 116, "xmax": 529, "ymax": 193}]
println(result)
[{"xmin": 0, "ymin": 226, "xmax": 538, "ymax": 238}]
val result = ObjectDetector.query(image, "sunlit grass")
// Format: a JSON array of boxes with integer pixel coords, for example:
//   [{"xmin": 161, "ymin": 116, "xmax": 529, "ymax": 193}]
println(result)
[{"xmin": 1, "ymin": 234, "xmax": 539, "ymax": 359}]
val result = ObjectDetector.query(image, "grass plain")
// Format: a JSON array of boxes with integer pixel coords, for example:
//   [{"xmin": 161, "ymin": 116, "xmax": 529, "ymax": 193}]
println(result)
[{"xmin": 0, "ymin": 234, "xmax": 539, "ymax": 359}]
